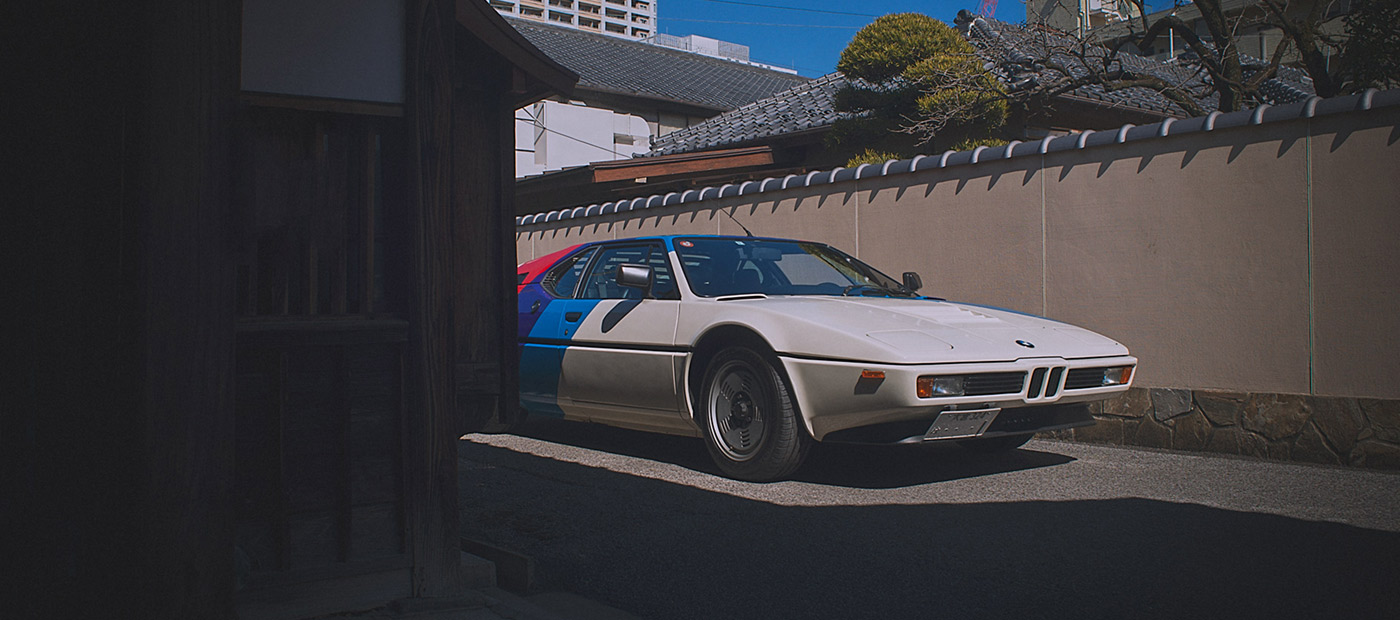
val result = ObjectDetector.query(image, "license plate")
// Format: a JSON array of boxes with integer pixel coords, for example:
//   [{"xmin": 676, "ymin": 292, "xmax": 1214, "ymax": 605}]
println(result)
[{"xmin": 924, "ymin": 408, "xmax": 1001, "ymax": 440}]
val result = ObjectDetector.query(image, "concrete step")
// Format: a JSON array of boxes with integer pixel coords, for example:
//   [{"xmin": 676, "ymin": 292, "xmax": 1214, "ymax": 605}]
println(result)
[
  {"xmin": 460, "ymin": 552, "xmax": 497, "ymax": 590},
  {"xmin": 524, "ymin": 592, "xmax": 645, "ymax": 620}
]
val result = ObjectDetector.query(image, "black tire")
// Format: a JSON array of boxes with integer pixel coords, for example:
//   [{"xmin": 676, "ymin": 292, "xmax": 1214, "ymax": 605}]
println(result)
[
  {"xmin": 958, "ymin": 432, "xmax": 1035, "ymax": 453},
  {"xmin": 699, "ymin": 347, "xmax": 810, "ymax": 481}
]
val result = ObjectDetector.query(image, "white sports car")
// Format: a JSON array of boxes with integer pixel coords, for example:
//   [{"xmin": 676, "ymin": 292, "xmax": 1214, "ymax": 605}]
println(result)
[{"xmin": 517, "ymin": 235, "xmax": 1136, "ymax": 481}]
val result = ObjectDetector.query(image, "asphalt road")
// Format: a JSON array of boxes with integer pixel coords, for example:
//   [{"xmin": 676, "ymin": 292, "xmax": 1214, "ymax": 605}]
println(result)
[{"xmin": 459, "ymin": 419, "xmax": 1400, "ymax": 620}]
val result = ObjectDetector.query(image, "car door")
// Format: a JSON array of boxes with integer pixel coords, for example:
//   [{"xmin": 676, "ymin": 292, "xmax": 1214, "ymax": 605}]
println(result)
[
  {"xmin": 553, "ymin": 242, "xmax": 682, "ymax": 418},
  {"xmin": 519, "ymin": 246, "xmax": 597, "ymax": 418}
]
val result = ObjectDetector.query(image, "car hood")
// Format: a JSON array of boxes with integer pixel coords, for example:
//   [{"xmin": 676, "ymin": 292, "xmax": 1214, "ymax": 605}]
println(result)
[{"xmin": 714, "ymin": 295, "xmax": 1129, "ymax": 364}]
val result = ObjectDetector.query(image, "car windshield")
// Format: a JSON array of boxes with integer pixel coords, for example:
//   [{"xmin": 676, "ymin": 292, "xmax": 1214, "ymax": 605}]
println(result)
[{"xmin": 675, "ymin": 237, "xmax": 917, "ymax": 298}]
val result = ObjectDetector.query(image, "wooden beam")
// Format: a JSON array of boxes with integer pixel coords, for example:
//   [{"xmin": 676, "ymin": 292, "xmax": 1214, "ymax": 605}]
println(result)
[{"xmin": 592, "ymin": 147, "xmax": 775, "ymax": 183}]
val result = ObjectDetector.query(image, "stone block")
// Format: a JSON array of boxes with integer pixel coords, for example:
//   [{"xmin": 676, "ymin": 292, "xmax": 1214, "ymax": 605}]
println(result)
[
  {"xmin": 1098, "ymin": 387, "xmax": 1151, "ymax": 418},
  {"xmin": 1265, "ymin": 439, "xmax": 1293, "ymax": 462},
  {"xmin": 1311, "ymin": 396, "xmax": 1364, "ymax": 455},
  {"xmin": 1350, "ymin": 440, "xmax": 1400, "ymax": 470},
  {"xmin": 1170, "ymin": 411, "xmax": 1211, "ymax": 452},
  {"xmin": 1151, "ymin": 388, "xmax": 1193, "ymax": 422},
  {"xmin": 1203, "ymin": 426, "xmax": 1243, "ymax": 455},
  {"xmin": 1240, "ymin": 393, "xmax": 1311, "ymax": 441},
  {"xmin": 1239, "ymin": 431, "xmax": 1270, "ymax": 459},
  {"xmin": 1291, "ymin": 422, "xmax": 1341, "ymax": 466},
  {"xmin": 1129, "ymin": 417, "xmax": 1173, "ymax": 449},
  {"xmin": 1195, "ymin": 390, "xmax": 1246, "ymax": 427},
  {"xmin": 1073, "ymin": 416, "xmax": 1124, "ymax": 444},
  {"xmin": 1359, "ymin": 399, "xmax": 1400, "ymax": 444}
]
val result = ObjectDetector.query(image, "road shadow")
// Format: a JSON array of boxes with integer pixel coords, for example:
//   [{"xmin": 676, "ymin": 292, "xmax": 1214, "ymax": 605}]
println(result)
[
  {"xmin": 459, "ymin": 440, "xmax": 1400, "ymax": 620},
  {"xmin": 510, "ymin": 418, "xmax": 1074, "ymax": 489}
]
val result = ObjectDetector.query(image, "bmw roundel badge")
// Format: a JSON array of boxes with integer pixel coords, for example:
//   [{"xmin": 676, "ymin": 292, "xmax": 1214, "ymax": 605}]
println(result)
[{"xmin": 1016, "ymin": 340, "xmax": 1036, "ymax": 348}]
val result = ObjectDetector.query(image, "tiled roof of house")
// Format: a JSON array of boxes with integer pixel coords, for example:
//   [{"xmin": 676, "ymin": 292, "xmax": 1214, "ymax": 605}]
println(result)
[
  {"xmin": 649, "ymin": 72, "xmax": 853, "ymax": 156},
  {"xmin": 649, "ymin": 13, "xmax": 1315, "ymax": 157},
  {"xmin": 962, "ymin": 14, "xmax": 1313, "ymax": 117},
  {"xmin": 506, "ymin": 16, "xmax": 809, "ymax": 112}
]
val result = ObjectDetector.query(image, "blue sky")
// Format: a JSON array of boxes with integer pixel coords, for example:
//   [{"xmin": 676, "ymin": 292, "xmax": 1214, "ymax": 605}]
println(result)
[{"xmin": 656, "ymin": 0, "xmax": 1162, "ymax": 77}]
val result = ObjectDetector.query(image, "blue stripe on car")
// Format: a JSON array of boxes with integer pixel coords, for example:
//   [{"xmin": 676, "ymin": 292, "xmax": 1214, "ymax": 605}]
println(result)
[{"xmin": 519, "ymin": 295, "xmax": 602, "ymax": 417}]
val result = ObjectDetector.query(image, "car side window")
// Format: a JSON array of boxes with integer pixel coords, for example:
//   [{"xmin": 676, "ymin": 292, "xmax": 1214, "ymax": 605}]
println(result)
[
  {"xmin": 577, "ymin": 244, "xmax": 678, "ymax": 300},
  {"xmin": 542, "ymin": 247, "xmax": 597, "ymax": 298}
]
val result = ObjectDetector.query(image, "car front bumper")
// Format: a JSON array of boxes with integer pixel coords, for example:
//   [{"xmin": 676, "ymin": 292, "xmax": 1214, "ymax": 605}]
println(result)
[{"xmin": 778, "ymin": 354, "xmax": 1136, "ymax": 442}]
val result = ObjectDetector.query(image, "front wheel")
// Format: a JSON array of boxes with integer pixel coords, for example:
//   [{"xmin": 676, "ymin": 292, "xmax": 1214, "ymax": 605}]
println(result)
[{"xmin": 699, "ymin": 347, "xmax": 810, "ymax": 481}]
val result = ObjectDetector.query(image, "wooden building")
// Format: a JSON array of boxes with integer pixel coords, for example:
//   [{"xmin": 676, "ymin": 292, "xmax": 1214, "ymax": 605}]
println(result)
[{"xmin": 5, "ymin": 1, "xmax": 574, "ymax": 619}]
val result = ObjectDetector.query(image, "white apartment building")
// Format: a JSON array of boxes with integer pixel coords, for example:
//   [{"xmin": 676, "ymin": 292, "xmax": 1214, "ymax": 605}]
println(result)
[{"xmin": 489, "ymin": 0, "xmax": 657, "ymax": 39}]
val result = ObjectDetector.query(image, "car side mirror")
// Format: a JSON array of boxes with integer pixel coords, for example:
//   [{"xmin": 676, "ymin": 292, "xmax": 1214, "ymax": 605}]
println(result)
[
  {"xmin": 617, "ymin": 264, "xmax": 655, "ymax": 298},
  {"xmin": 902, "ymin": 272, "xmax": 923, "ymax": 293}
]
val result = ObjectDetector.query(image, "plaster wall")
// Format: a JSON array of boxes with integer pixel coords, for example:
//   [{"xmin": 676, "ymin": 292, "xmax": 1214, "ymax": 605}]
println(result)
[{"xmin": 517, "ymin": 100, "xmax": 1400, "ymax": 399}]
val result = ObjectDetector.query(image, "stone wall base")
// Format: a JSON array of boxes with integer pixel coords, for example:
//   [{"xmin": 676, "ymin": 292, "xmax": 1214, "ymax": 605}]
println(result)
[{"xmin": 1042, "ymin": 388, "xmax": 1400, "ymax": 470}]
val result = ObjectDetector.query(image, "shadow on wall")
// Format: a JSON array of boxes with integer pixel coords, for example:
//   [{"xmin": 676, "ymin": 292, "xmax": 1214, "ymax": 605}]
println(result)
[{"xmin": 460, "ymin": 427, "xmax": 1400, "ymax": 620}]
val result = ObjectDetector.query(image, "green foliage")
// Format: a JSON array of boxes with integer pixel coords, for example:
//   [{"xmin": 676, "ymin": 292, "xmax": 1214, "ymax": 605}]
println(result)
[
  {"xmin": 837, "ymin": 13, "xmax": 970, "ymax": 83},
  {"xmin": 844, "ymin": 149, "xmax": 903, "ymax": 168},
  {"xmin": 831, "ymin": 13, "xmax": 1008, "ymax": 156},
  {"xmin": 946, "ymin": 137, "xmax": 1008, "ymax": 152},
  {"xmin": 1341, "ymin": 0, "xmax": 1400, "ymax": 90}
]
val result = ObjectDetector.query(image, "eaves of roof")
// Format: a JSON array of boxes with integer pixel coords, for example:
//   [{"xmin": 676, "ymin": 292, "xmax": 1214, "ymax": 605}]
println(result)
[
  {"xmin": 505, "ymin": 16, "xmax": 809, "ymax": 112},
  {"xmin": 455, "ymin": 0, "xmax": 577, "ymax": 107}
]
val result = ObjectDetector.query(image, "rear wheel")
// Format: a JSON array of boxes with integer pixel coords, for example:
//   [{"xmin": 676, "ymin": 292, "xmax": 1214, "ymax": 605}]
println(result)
[
  {"xmin": 958, "ymin": 433, "xmax": 1035, "ymax": 453},
  {"xmin": 700, "ymin": 347, "xmax": 810, "ymax": 481}
]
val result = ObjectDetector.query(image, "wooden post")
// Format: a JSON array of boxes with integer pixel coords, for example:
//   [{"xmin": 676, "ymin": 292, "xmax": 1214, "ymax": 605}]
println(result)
[
  {"xmin": 405, "ymin": 0, "xmax": 466, "ymax": 597},
  {"xmin": 4, "ymin": 1, "xmax": 239, "ymax": 618}
]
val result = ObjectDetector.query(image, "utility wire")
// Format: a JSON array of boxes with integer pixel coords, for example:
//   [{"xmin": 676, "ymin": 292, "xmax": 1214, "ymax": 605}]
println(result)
[
  {"xmin": 667, "ymin": 18, "xmax": 861, "ymax": 29},
  {"xmin": 518, "ymin": 106, "xmax": 637, "ymax": 156},
  {"xmin": 696, "ymin": 0, "xmax": 879, "ymax": 18}
]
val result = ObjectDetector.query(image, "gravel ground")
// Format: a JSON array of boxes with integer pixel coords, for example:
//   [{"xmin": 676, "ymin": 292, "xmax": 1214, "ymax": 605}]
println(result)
[{"xmin": 460, "ymin": 419, "xmax": 1400, "ymax": 620}]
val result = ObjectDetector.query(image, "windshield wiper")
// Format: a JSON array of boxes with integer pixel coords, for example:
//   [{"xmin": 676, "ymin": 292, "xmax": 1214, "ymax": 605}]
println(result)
[{"xmin": 842, "ymin": 284, "xmax": 898, "ymax": 297}]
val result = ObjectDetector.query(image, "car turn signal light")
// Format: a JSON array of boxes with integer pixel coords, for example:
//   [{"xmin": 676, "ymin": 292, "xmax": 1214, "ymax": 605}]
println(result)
[
  {"xmin": 917, "ymin": 376, "xmax": 965, "ymax": 398},
  {"xmin": 1103, "ymin": 366, "xmax": 1134, "ymax": 386}
]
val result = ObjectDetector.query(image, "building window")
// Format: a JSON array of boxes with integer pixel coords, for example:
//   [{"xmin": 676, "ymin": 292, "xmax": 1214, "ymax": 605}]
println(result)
[
  {"xmin": 604, "ymin": 22, "xmax": 626, "ymax": 32},
  {"xmin": 632, "ymin": 0, "xmax": 650, "ymax": 9},
  {"xmin": 604, "ymin": 7, "xmax": 626, "ymax": 18},
  {"xmin": 548, "ymin": 10, "xmax": 573, "ymax": 22},
  {"xmin": 631, "ymin": 27, "xmax": 649, "ymax": 37},
  {"xmin": 520, "ymin": 5, "xmax": 543, "ymax": 17},
  {"xmin": 631, "ymin": 14, "xmax": 648, "ymax": 23},
  {"xmin": 579, "ymin": 17, "xmax": 600, "ymax": 28},
  {"xmin": 489, "ymin": 0, "xmax": 516, "ymax": 12},
  {"xmin": 548, "ymin": 0, "xmax": 573, "ymax": 7},
  {"xmin": 579, "ymin": 2, "xmax": 600, "ymax": 13}
]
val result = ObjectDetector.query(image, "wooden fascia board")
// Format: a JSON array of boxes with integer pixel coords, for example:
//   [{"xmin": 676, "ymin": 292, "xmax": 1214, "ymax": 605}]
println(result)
[
  {"xmin": 591, "ymin": 147, "xmax": 774, "ymax": 183},
  {"xmin": 454, "ymin": 0, "xmax": 577, "ymax": 103}
]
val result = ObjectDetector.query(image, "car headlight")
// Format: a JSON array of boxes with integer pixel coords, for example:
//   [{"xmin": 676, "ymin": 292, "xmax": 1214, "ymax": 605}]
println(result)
[
  {"xmin": 1102, "ymin": 366, "xmax": 1134, "ymax": 386},
  {"xmin": 917, "ymin": 376, "xmax": 965, "ymax": 398}
]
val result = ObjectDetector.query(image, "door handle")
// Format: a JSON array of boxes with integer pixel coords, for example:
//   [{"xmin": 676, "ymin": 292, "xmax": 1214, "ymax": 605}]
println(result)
[
  {"xmin": 530, "ymin": 300, "xmax": 541, "ymax": 314},
  {"xmin": 565, "ymin": 311, "xmax": 582, "ymax": 322}
]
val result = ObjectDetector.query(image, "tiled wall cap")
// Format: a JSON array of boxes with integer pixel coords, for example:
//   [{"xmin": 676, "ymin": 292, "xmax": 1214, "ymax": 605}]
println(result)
[
  {"xmin": 1251, "ymin": 105, "xmax": 1271, "ymax": 125},
  {"xmin": 1157, "ymin": 118, "xmax": 1175, "ymax": 137},
  {"xmin": 1084, "ymin": 130, "xmax": 1118, "ymax": 148},
  {"xmin": 1076, "ymin": 130, "xmax": 1095, "ymax": 148},
  {"xmin": 516, "ymin": 90, "xmax": 1399, "ymax": 224}
]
